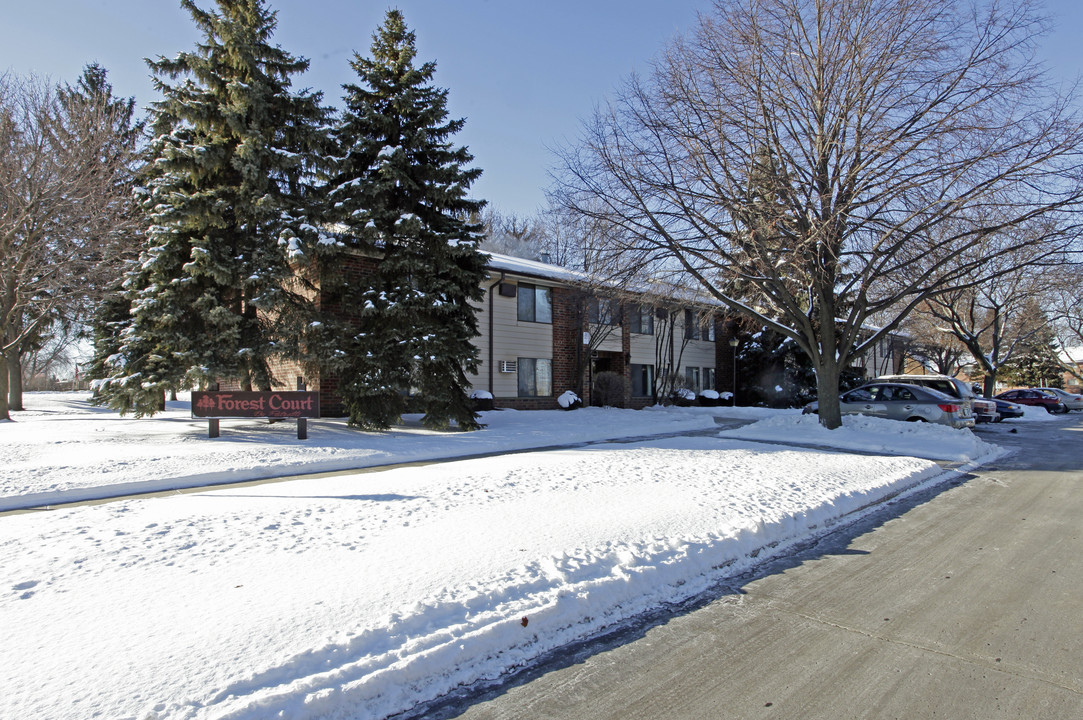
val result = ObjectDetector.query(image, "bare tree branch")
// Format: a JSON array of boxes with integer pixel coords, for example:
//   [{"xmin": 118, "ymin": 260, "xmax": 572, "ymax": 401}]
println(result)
[{"xmin": 553, "ymin": 0, "xmax": 1083, "ymax": 427}]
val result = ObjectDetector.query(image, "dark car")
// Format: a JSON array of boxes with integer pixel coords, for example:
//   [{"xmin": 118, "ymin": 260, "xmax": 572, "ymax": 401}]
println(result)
[
  {"xmin": 991, "ymin": 397, "xmax": 1025, "ymax": 420},
  {"xmin": 995, "ymin": 389, "xmax": 1067, "ymax": 414}
]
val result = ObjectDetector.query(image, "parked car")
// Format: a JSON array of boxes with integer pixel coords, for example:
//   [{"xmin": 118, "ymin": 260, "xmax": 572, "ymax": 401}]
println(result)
[
  {"xmin": 995, "ymin": 389, "xmax": 1067, "ymax": 414},
  {"xmin": 803, "ymin": 382, "xmax": 975, "ymax": 429},
  {"xmin": 1033, "ymin": 387, "xmax": 1083, "ymax": 411},
  {"xmin": 876, "ymin": 374, "xmax": 997, "ymax": 423},
  {"xmin": 991, "ymin": 397, "xmax": 1025, "ymax": 421}
]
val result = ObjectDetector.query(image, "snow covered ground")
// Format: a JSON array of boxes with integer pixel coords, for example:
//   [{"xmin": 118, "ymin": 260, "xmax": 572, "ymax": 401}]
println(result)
[
  {"xmin": 0, "ymin": 392, "xmax": 1019, "ymax": 720},
  {"xmin": 0, "ymin": 393, "xmax": 731, "ymax": 510}
]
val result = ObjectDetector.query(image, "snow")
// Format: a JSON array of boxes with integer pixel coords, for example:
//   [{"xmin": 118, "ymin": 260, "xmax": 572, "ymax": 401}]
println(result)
[
  {"xmin": 1, "ymin": 392, "xmax": 1010, "ymax": 720},
  {"xmin": 719, "ymin": 413, "xmax": 1001, "ymax": 464},
  {"xmin": 0, "ymin": 394, "xmax": 721, "ymax": 510},
  {"xmin": 557, "ymin": 389, "xmax": 580, "ymax": 408},
  {"xmin": 482, "ymin": 251, "xmax": 586, "ymax": 284}
]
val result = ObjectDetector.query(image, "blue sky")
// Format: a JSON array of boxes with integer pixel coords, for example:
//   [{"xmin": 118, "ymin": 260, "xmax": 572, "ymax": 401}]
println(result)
[{"xmin": 4, "ymin": 1, "xmax": 1082, "ymax": 218}]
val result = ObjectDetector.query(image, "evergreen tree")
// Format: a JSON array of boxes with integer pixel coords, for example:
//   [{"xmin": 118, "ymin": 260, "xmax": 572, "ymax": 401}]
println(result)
[
  {"xmin": 1001, "ymin": 322, "xmax": 1065, "ymax": 388},
  {"xmin": 320, "ymin": 10, "xmax": 487, "ymax": 430},
  {"xmin": 95, "ymin": 0, "xmax": 329, "ymax": 415}
]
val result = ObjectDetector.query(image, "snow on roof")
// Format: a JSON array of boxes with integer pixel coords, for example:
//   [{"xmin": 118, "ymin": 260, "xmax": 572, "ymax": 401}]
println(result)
[
  {"xmin": 1060, "ymin": 346, "xmax": 1083, "ymax": 364},
  {"xmin": 481, "ymin": 251, "xmax": 587, "ymax": 284},
  {"xmin": 482, "ymin": 251, "xmax": 723, "ymax": 308}
]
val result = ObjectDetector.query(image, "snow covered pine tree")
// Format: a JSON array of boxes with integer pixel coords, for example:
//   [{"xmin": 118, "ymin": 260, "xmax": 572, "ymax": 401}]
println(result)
[
  {"xmin": 95, "ymin": 0, "xmax": 328, "ymax": 416},
  {"xmin": 319, "ymin": 10, "xmax": 487, "ymax": 430}
]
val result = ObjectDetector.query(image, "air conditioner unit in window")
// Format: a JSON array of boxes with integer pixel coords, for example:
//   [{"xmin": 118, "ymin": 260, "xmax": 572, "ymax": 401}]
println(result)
[{"xmin": 499, "ymin": 360, "xmax": 517, "ymax": 373}]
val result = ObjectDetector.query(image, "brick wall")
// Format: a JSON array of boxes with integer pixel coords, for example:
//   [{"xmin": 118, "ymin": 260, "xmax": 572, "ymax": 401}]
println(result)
[
  {"xmin": 497, "ymin": 396, "xmax": 562, "ymax": 411},
  {"xmin": 311, "ymin": 254, "xmax": 379, "ymax": 416},
  {"xmin": 551, "ymin": 286, "xmax": 585, "ymax": 403}
]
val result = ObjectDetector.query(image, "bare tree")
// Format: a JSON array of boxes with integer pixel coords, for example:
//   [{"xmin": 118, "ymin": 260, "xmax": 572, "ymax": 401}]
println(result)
[
  {"xmin": 480, "ymin": 208, "xmax": 546, "ymax": 260},
  {"xmin": 536, "ymin": 202, "xmax": 619, "ymax": 272},
  {"xmin": 0, "ymin": 71, "xmax": 139, "ymax": 419},
  {"xmin": 896, "ymin": 310, "xmax": 969, "ymax": 376},
  {"xmin": 20, "ymin": 319, "xmax": 80, "ymax": 389},
  {"xmin": 915, "ymin": 238, "xmax": 1064, "ymax": 396},
  {"xmin": 554, "ymin": 0, "xmax": 1083, "ymax": 428},
  {"xmin": 1046, "ymin": 264, "xmax": 1083, "ymax": 384}
]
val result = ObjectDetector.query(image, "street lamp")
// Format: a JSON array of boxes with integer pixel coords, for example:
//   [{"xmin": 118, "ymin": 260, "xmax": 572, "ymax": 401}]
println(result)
[{"xmin": 728, "ymin": 336, "xmax": 739, "ymax": 406}]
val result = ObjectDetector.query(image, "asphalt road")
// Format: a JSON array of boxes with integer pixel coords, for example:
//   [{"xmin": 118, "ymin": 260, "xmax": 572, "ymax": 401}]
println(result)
[{"xmin": 438, "ymin": 414, "xmax": 1083, "ymax": 720}]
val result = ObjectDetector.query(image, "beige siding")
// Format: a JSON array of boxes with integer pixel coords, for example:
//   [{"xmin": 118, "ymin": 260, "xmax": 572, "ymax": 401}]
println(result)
[
  {"xmin": 467, "ymin": 275, "xmax": 554, "ymax": 398},
  {"xmin": 627, "ymin": 312, "xmax": 718, "ymax": 395},
  {"xmin": 628, "ymin": 332, "xmax": 658, "ymax": 365},
  {"xmin": 680, "ymin": 339, "xmax": 716, "ymax": 370},
  {"xmin": 592, "ymin": 326, "xmax": 623, "ymax": 353},
  {"xmin": 466, "ymin": 271, "xmax": 722, "ymax": 401}
]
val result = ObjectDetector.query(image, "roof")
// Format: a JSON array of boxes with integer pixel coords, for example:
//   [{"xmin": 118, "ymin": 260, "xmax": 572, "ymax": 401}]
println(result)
[
  {"xmin": 481, "ymin": 251, "xmax": 587, "ymax": 284},
  {"xmin": 481, "ymin": 251, "xmax": 724, "ymax": 309}
]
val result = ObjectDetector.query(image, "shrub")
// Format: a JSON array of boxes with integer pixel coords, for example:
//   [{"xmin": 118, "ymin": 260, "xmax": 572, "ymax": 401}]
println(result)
[{"xmin": 592, "ymin": 371, "xmax": 627, "ymax": 407}]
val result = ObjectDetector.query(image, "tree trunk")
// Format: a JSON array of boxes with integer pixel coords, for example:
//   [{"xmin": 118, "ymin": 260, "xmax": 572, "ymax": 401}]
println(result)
[
  {"xmin": 814, "ymin": 357, "xmax": 843, "ymax": 429},
  {"xmin": 0, "ymin": 354, "xmax": 10, "ymax": 421},
  {"xmin": 7, "ymin": 350, "xmax": 24, "ymax": 411},
  {"xmin": 982, "ymin": 374, "xmax": 997, "ymax": 398}
]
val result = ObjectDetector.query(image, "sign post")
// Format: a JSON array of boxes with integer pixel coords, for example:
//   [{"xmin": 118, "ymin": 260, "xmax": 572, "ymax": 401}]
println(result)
[{"xmin": 296, "ymin": 377, "xmax": 308, "ymax": 440}]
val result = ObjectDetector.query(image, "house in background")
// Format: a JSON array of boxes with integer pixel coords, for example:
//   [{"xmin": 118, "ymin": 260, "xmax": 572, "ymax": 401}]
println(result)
[
  {"xmin": 1060, "ymin": 347, "xmax": 1083, "ymax": 393},
  {"xmin": 472, "ymin": 253, "xmax": 726, "ymax": 410},
  {"xmin": 267, "ymin": 251, "xmax": 731, "ymax": 415},
  {"xmin": 270, "ymin": 250, "xmax": 912, "ymax": 416}
]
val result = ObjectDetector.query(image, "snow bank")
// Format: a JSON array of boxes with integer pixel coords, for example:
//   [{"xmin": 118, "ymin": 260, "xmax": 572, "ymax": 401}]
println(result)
[
  {"xmin": 719, "ymin": 413, "xmax": 1006, "ymax": 464},
  {"xmin": 1, "ymin": 436, "xmax": 949, "ymax": 720}
]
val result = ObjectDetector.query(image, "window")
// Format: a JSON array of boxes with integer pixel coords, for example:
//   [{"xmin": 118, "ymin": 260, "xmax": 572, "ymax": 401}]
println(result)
[
  {"xmin": 588, "ymin": 297, "xmax": 621, "ymax": 326},
  {"xmin": 843, "ymin": 387, "xmax": 875, "ymax": 403},
  {"xmin": 631, "ymin": 364, "xmax": 655, "ymax": 397},
  {"xmin": 892, "ymin": 387, "xmax": 916, "ymax": 401},
  {"xmin": 685, "ymin": 366, "xmax": 701, "ymax": 392},
  {"xmin": 629, "ymin": 305, "xmax": 654, "ymax": 335},
  {"xmin": 517, "ymin": 357, "xmax": 552, "ymax": 397},
  {"xmin": 703, "ymin": 368, "xmax": 715, "ymax": 391},
  {"xmin": 683, "ymin": 310, "xmax": 714, "ymax": 341},
  {"xmin": 517, "ymin": 283, "xmax": 552, "ymax": 323},
  {"xmin": 702, "ymin": 317, "xmax": 715, "ymax": 342}
]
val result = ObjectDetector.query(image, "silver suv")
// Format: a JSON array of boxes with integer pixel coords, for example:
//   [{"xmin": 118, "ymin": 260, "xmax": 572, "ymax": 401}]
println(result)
[{"xmin": 876, "ymin": 374, "xmax": 998, "ymax": 423}]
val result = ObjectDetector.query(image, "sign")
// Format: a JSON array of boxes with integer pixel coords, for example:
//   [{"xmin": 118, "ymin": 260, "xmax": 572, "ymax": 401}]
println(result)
[{"xmin": 192, "ymin": 391, "xmax": 320, "ymax": 419}]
